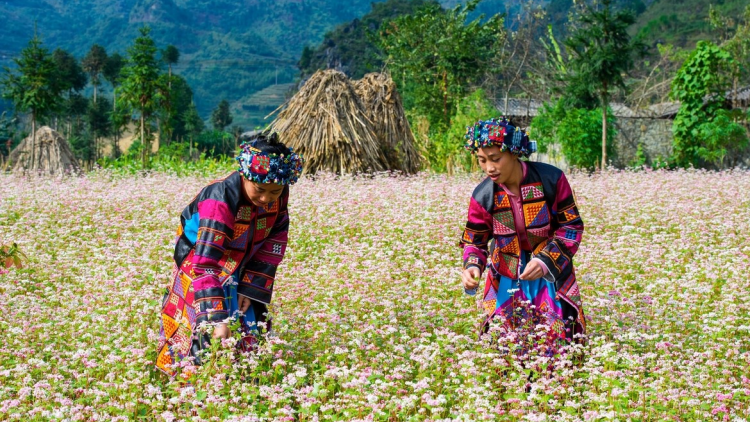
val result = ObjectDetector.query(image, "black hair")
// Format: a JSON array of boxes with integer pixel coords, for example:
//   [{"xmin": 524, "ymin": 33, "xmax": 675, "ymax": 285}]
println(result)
[{"xmin": 240, "ymin": 131, "xmax": 292, "ymax": 156}]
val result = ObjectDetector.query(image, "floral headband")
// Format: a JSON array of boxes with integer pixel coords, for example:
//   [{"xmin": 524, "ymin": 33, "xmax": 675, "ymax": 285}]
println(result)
[
  {"xmin": 236, "ymin": 141, "xmax": 304, "ymax": 185},
  {"xmin": 464, "ymin": 117, "xmax": 537, "ymax": 158}
]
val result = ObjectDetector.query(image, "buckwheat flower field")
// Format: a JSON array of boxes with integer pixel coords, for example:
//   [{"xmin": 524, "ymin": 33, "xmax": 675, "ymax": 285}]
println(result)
[{"xmin": 1, "ymin": 169, "xmax": 750, "ymax": 421}]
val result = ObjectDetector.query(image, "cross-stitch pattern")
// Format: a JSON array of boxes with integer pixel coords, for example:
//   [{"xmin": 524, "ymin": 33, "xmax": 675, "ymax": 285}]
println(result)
[
  {"xmin": 236, "ymin": 206, "xmax": 254, "ymax": 221},
  {"xmin": 495, "ymin": 235, "xmax": 520, "ymax": 255},
  {"xmin": 492, "ymin": 210, "xmax": 515, "ymax": 235},
  {"xmin": 227, "ymin": 223, "xmax": 251, "ymax": 249},
  {"xmin": 521, "ymin": 183, "xmax": 544, "ymax": 200},
  {"xmin": 523, "ymin": 201, "xmax": 550, "ymax": 227},
  {"xmin": 494, "ymin": 191, "xmax": 511, "ymax": 209}
]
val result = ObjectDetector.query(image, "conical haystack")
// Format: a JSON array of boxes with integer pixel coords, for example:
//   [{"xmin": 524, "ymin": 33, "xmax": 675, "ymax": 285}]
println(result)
[
  {"xmin": 9, "ymin": 126, "xmax": 81, "ymax": 175},
  {"xmin": 354, "ymin": 72, "xmax": 422, "ymax": 174},
  {"xmin": 269, "ymin": 69, "xmax": 387, "ymax": 174}
]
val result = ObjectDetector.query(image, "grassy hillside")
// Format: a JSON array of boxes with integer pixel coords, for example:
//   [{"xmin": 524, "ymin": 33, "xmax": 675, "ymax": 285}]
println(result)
[
  {"xmin": 3, "ymin": 0, "xmax": 744, "ymax": 128},
  {"xmin": 632, "ymin": 0, "xmax": 748, "ymax": 47},
  {"xmin": 1, "ymin": 0, "xmax": 510, "ymax": 128},
  {"xmin": 0, "ymin": 0, "xmax": 410, "ymax": 126},
  {"xmin": 230, "ymin": 83, "xmax": 295, "ymax": 130}
]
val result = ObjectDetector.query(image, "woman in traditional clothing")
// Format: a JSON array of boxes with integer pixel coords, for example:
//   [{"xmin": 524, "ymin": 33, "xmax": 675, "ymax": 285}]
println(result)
[
  {"xmin": 459, "ymin": 117, "xmax": 585, "ymax": 355},
  {"xmin": 156, "ymin": 132, "xmax": 303, "ymax": 376}
]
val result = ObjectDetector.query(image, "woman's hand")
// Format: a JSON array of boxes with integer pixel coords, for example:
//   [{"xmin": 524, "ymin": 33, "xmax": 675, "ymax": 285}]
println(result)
[
  {"xmin": 519, "ymin": 260, "xmax": 544, "ymax": 281},
  {"xmin": 239, "ymin": 295, "xmax": 251, "ymax": 313},
  {"xmin": 461, "ymin": 267, "xmax": 481, "ymax": 290},
  {"xmin": 212, "ymin": 323, "xmax": 230, "ymax": 339}
]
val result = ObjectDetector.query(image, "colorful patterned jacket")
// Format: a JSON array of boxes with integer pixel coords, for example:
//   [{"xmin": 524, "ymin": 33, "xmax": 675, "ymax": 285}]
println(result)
[
  {"xmin": 460, "ymin": 162, "xmax": 583, "ymax": 290},
  {"xmin": 174, "ymin": 172, "xmax": 289, "ymax": 326}
]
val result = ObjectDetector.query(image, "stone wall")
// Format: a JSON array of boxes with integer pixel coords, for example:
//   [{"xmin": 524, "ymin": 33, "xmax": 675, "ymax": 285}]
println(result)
[
  {"xmin": 532, "ymin": 118, "xmax": 677, "ymax": 170},
  {"xmin": 612, "ymin": 118, "xmax": 674, "ymax": 167},
  {"xmin": 533, "ymin": 117, "xmax": 750, "ymax": 170}
]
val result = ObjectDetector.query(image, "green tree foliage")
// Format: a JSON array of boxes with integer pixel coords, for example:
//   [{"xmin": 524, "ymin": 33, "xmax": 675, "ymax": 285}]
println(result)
[
  {"xmin": 81, "ymin": 44, "xmax": 108, "ymax": 104},
  {"xmin": 379, "ymin": 0, "xmax": 505, "ymax": 131},
  {"xmin": 161, "ymin": 45, "xmax": 180, "ymax": 88},
  {"xmin": 1, "ymin": 31, "xmax": 62, "ymax": 168},
  {"xmin": 710, "ymin": 5, "xmax": 750, "ymax": 106},
  {"xmin": 66, "ymin": 93, "xmax": 89, "ymax": 132},
  {"xmin": 298, "ymin": 0, "xmax": 438, "ymax": 79},
  {"xmin": 529, "ymin": 99, "xmax": 616, "ymax": 170},
  {"xmin": 196, "ymin": 129, "xmax": 234, "ymax": 157},
  {"xmin": 52, "ymin": 49, "xmax": 87, "ymax": 94},
  {"xmin": 160, "ymin": 75, "xmax": 195, "ymax": 144},
  {"xmin": 184, "ymin": 102, "xmax": 205, "ymax": 140},
  {"xmin": 103, "ymin": 53, "xmax": 125, "ymax": 109},
  {"xmin": 86, "ymin": 96, "xmax": 113, "ymax": 162},
  {"xmin": 564, "ymin": 0, "xmax": 644, "ymax": 168},
  {"xmin": 633, "ymin": 0, "xmax": 747, "ymax": 48},
  {"xmin": 52, "ymin": 48, "xmax": 88, "ymax": 139},
  {"xmin": 695, "ymin": 109, "xmax": 749, "ymax": 168},
  {"xmin": 670, "ymin": 41, "xmax": 748, "ymax": 167},
  {"xmin": 103, "ymin": 52, "xmax": 126, "ymax": 157},
  {"xmin": 117, "ymin": 27, "xmax": 166, "ymax": 168},
  {"xmin": 211, "ymin": 99, "xmax": 233, "ymax": 132},
  {"xmin": 68, "ymin": 94, "xmax": 93, "ymax": 164},
  {"xmin": 426, "ymin": 89, "xmax": 498, "ymax": 173},
  {"xmin": 0, "ymin": 111, "xmax": 19, "ymax": 165}
]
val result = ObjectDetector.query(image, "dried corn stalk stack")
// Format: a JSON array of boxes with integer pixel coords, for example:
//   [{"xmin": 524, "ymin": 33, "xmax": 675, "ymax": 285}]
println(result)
[
  {"xmin": 269, "ymin": 70, "xmax": 387, "ymax": 174},
  {"xmin": 8, "ymin": 126, "xmax": 81, "ymax": 175},
  {"xmin": 354, "ymin": 72, "xmax": 422, "ymax": 174}
]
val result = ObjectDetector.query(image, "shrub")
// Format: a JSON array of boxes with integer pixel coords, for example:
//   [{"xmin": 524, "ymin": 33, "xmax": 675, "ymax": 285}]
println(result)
[{"xmin": 529, "ymin": 99, "xmax": 616, "ymax": 170}]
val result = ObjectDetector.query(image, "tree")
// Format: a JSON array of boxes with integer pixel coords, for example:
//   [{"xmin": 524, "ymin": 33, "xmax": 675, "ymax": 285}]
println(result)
[
  {"xmin": 103, "ymin": 53, "xmax": 125, "ymax": 111},
  {"xmin": 117, "ymin": 27, "xmax": 165, "ymax": 168},
  {"xmin": 298, "ymin": 0, "xmax": 438, "ymax": 79},
  {"xmin": 230, "ymin": 124, "xmax": 244, "ymax": 150},
  {"xmin": 81, "ymin": 44, "xmax": 108, "ymax": 104},
  {"xmin": 183, "ymin": 101, "xmax": 204, "ymax": 157},
  {"xmin": 1, "ymin": 32, "xmax": 62, "ymax": 169},
  {"xmin": 161, "ymin": 45, "xmax": 179, "ymax": 89},
  {"xmin": 164, "ymin": 75, "xmax": 195, "ymax": 143},
  {"xmin": 530, "ymin": 99, "xmax": 616, "ymax": 170},
  {"xmin": 670, "ymin": 41, "xmax": 739, "ymax": 168},
  {"xmin": 103, "ymin": 53, "xmax": 125, "ymax": 156},
  {"xmin": 66, "ymin": 93, "xmax": 90, "ymax": 161},
  {"xmin": 481, "ymin": 0, "xmax": 548, "ymax": 111},
  {"xmin": 86, "ymin": 96, "xmax": 112, "ymax": 162},
  {"xmin": 0, "ymin": 111, "xmax": 18, "ymax": 166},
  {"xmin": 52, "ymin": 48, "xmax": 87, "ymax": 95},
  {"xmin": 52, "ymin": 48, "xmax": 87, "ymax": 136},
  {"xmin": 379, "ymin": 0, "xmax": 505, "ymax": 130},
  {"xmin": 211, "ymin": 99, "xmax": 233, "ymax": 131},
  {"xmin": 709, "ymin": 5, "xmax": 750, "ymax": 110},
  {"xmin": 563, "ymin": 0, "xmax": 644, "ymax": 169}
]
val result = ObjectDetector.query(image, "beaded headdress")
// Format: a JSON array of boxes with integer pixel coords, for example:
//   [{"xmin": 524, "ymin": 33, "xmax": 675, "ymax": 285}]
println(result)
[
  {"xmin": 235, "ymin": 137, "xmax": 304, "ymax": 185},
  {"xmin": 464, "ymin": 117, "xmax": 537, "ymax": 158}
]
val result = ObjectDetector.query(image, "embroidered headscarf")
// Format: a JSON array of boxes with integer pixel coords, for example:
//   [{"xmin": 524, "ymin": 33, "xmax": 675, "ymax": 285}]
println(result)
[
  {"xmin": 464, "ymin": 117, "xmax": 537, "ymax": 158},
  {"xmin": 236, "ymin": 132, "xmax": 304, "ymax": 185}
]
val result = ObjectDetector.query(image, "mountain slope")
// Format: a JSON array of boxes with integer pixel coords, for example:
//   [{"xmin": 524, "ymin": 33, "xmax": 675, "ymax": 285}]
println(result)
[
  {"xmin": 0, "ymin": 0, "xmax": 400, "ymax": 125},
  {"xmin": 632, "ymin": 0, "xmax": 748, "ymax": 47}
]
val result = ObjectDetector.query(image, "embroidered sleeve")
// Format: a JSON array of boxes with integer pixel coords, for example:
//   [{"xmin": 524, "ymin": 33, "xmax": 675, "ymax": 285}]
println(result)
[
  {"xmin": 536, "ymin": 173, "xmax": 584, "ymax": 283},
  {"xmin": 459, "ymin": 197, "xmax": 493, "ymax": 272},
  {"xmin": 192, "ymin": 197, "xmax": 234, "ymax": 325},
  {"xmin": 237, "ymin": 195, "xmax": 289, "ymax": 304}
]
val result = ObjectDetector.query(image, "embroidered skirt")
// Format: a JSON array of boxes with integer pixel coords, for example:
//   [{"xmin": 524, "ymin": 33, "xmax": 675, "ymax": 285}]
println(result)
[
  {"xmin": 482, "ymin": 251, "xmax": 583, "ymax": 356},
  {"xmin": 156, "ymin": 267, "xmax": 261, "ymax": 376}
]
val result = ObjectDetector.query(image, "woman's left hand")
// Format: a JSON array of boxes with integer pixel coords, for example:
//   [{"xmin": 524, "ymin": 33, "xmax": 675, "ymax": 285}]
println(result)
[
  {"xmin": 519, "ymin": 260, "xmax": 544, "ymax": 281},
  {"xmin": 239, "ymin": 295, "xmax": 251, "ymax": 313}
]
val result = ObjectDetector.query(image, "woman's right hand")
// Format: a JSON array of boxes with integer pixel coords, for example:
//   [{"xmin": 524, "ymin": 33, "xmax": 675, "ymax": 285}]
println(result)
[
  {"xmin": 461, "ymin": 267, "xmax": 481, "ymax": 290},
  {"xmin": 212, "ymin": 323, "xmax": 230, "ymax": 340}
]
